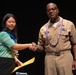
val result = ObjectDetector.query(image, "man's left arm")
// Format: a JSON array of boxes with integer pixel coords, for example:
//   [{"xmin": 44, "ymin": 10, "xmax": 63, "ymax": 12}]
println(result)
[{"xmin": 72, "ymin": 45, "xmax": 76, "ymax": 70}]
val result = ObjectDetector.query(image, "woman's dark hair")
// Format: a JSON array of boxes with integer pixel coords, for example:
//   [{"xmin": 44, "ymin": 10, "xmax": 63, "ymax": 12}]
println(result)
[{"xmin": 2, "ymin": 13, "xmax": 18, "ymax": 39}]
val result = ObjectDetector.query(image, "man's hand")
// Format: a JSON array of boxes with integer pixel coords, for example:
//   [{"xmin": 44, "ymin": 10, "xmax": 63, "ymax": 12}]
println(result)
[
  {"xmin": 72, "ymin": 61, "xmax": 76, "ymax": 70},
  {"xmin": 29, "ymin": 42, "xmax": 37, "ymax": 51}
]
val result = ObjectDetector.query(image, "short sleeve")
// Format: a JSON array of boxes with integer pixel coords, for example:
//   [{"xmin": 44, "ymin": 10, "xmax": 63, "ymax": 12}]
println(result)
[{"xmin": 0, "ymin": 31, "xmax": 15, "ymax": 48}]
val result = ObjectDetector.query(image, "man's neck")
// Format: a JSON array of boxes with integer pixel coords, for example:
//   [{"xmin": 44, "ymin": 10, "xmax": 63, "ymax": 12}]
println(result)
[{"xmin": 50, "ymin": 16, "xmax": 60, "ymax": 23}]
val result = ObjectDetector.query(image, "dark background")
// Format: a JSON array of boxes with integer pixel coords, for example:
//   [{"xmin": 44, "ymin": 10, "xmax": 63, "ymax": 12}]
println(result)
[{"xmin": 0, "ymin": 0, "xmax": 76, "ymax": 75}]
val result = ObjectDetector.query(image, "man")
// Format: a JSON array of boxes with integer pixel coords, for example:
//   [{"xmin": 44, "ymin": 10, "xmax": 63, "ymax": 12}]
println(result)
[{"xmin": 33, "ymin": 2, "xmax": 76, "ymax": 75}]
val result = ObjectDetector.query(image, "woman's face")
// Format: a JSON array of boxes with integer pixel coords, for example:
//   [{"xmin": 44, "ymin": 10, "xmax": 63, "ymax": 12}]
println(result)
[{"xmin": 6, "ymin": 17, "xmax": 16, "ymax": 30}]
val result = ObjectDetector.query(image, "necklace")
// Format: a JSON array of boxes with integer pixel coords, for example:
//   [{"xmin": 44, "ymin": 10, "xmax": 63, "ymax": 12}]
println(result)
[{"xmin": 45, "ymin": 18, "xmax": 63, "ymax": 47}]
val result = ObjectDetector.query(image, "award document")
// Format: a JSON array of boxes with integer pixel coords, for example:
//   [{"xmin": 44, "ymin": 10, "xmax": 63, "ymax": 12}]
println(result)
[{"xmin": 12, "ymin": 57, "xmax": 35, "ymax": 73}]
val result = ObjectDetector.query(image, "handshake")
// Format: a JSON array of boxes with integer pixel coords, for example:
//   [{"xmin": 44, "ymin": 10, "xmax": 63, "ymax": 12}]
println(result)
[{"xmin": 29, "ymin": 42, "xmax": 37, "ymax": 51}]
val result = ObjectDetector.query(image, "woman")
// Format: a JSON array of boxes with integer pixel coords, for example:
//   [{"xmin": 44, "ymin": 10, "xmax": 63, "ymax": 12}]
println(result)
[{"xmin": 0, "ymin": 13, "xmax": 34, "ymax": 75}]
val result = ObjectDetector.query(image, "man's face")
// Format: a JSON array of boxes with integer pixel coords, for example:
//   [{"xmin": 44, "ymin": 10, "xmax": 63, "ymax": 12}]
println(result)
[{"xmin": 46, "ymin": 3, "xmax": 59, "ymax": 20}]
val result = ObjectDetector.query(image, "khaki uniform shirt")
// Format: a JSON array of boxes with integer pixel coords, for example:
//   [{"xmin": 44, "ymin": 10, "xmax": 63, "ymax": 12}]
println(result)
[{"xmin": 37, "ymin": 17, "xmax": 76, "ymax": 53}]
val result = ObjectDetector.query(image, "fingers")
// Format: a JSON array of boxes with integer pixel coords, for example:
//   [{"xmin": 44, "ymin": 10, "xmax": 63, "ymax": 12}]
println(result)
[
  {"xmin": 72, "ymin": 66, "xmax": 76, "ymax": 70},
  {"xmin": 72, "ymin": 61, "xmax": 76, "ymax": 70},
  {"xmin": 32, "ymin": 42, "xmax": 37, "ymax": 51},
  {"xmin": 72, "ymin": 65, "xmax": 75, "ymax": 70},
  {"xmin": 29, "ymin": 42, "xmax": 37, "ymax": 51},
  {"xmin": 32, "ymin": 42, "xmax": 36, "ymax": 46}
]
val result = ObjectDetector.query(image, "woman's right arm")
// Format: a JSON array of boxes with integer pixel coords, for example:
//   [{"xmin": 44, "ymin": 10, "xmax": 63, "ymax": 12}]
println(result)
[{"xmin": 12, "ymin": 43, "xmax": 33, "ymax": 50}]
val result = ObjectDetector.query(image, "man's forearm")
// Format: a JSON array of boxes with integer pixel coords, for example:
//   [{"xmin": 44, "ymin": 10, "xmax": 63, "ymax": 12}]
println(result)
[{"xmin": 73, "ymin": 45, "xmax": 76, "ymax": 60}]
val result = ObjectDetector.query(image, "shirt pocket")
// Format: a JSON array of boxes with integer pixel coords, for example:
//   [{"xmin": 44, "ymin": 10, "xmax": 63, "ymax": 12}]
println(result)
[{"xmin": 60, "ymin": 31, "xmax": 69, "ymax": 40}]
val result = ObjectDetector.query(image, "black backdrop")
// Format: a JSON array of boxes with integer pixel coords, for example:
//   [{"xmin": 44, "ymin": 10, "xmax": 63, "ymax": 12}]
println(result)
[{"xmin": 0, "ymin": 0, "xmax": 76, "ymax": 75}]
